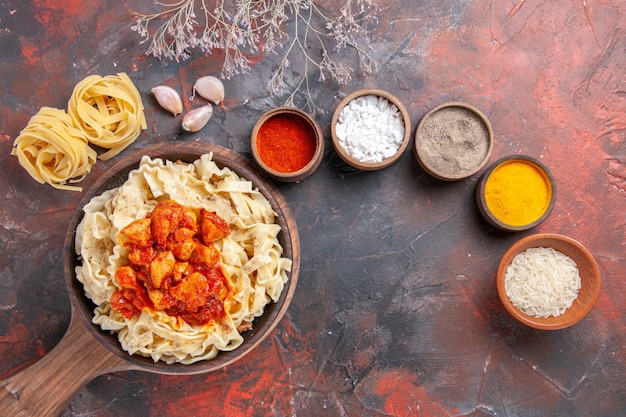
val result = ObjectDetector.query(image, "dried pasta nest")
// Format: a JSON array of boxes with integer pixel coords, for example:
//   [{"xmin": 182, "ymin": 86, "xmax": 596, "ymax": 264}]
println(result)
[
  {"xmin": 11, "ymin": 72, "xmax": 147, "ymax": 191},
  {"xmin": 68, "ymin": 73, "xmax": 147, "ymax": 161},
  {"xmin": 11, "ymin": 107, "xmax": 97, "ymax": 191}
]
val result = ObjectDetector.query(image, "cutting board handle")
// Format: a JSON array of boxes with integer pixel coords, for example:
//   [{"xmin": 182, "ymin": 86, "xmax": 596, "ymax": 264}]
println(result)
[{"xmin": 0, "ymin": 312, "xmax": 133, "ymax": 417}]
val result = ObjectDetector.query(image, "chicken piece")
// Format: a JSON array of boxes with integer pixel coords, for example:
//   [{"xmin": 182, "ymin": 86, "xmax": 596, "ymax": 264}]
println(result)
[
  {"xmin": 136, "ymin": 270, "xmax": 149, "ymax": 283},
  {"xmin": 110, "ymin": 290, "xmax": 138, "ymax": 319},
  {"xmin": 111, "ymin": 284, "xmax": 153, "ymax": 317},
  {"xmin": 129, "ymin": 285, "xmax": 153, "ymax": 311},
  {"xmin": 150, "ymin": 200, "xmax": 198, "ymax": 247},
  {"xmin": 150, "ymin": 200, "xmax": 180, "ymax": 246},
  {"xmin": 168, "ymin": 227, "xmax": 197, "ymax": 261},
  {"xmin": 199, "ymin": 209, "xmax": 231, "ymax": 244},
  {"xmin": 147, "ymin": 287, "xmax": 177, "ymax": 310},
  {"xmin": 189, "ymin": 242, "xmax": 221, "ymax": 267},
  {"xmin": 128, "ymin": 246, "xmax": 155, "ymax": 267},
  {"xmin": 179, "ymin": 297, "xmax": 225, "ymax": 326},
  {"xmin": 179, "ymin": 206, "xmax": 199, "ymax": 232},
  {"xmin": 115, "ymin": 265, "xmax": 138, "ymax": 289},
  {"xmin": 149, "ymin": 250, "xmax": 176, "ymax": 289},
  {"xmin": 172, "ymin": 261, "xmax": 191, "ymax": 282},
  {"xmin": 119, "ymin": 218, "xmax": 152, "ymax": 248},
  {"xmin": 170, "ymin": 272, "xmax": 210, "ymax": 312},
  {"xmin": 205, "ymin": 266, "xmax": 229, "ymax": 300}
]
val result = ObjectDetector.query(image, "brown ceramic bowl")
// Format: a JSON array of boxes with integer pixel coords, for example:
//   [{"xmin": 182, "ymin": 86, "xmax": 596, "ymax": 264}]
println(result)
[
  {"xmin": 497, "ymin": 233, "xmax": 601, "ymax": 330},
  {"xmin": 251, "ymin": 106, "xmax": 324, "ymax": 182},
  {"xmin": 330, "ymin": 88, "xmax": 411, "ymax": 170},
  {"xmin": 414, "ymin": 102, "xmax": 493, "ymax": 181},
  {"xmin": 66, "ymin": 142, "xmax": 300, "ymax": 374},
  {"xmin": 476, "ymin": 155, "xmax": 556, "ymax": 232},
  {"xmin": 0, "ymin": 142, "xmax": 300, "ymax": 416}
]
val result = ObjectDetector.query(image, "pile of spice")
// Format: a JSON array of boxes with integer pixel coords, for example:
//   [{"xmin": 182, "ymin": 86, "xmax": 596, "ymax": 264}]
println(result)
[
  {"xmin": 484, "ymin": 158, "xmax": 552, "ymax": 227},
  {"xmin": 334, "ymin": 94, "xmax": 405, "ymax": 163},
  {"xmin": 416, "ymin": 105, "xmax": 491, "ymax": 179},
  {"xmin": 255, "ymin": 112, "xmax": 317, "ymax": 173}
]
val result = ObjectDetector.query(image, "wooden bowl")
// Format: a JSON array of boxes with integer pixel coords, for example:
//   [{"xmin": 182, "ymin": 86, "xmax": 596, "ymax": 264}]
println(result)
[
  {"xmin": 330, "ymin": 88, "xmax": 411, "ymax": 170},
  {"xmin": 251, "ymin": 106, "xmax": 324, "ymax": 182},
  {"xmin": 476, "ymin": 155, "xmax": 556, "ymax": 232},
  {"xmin": 0, "ymin": 142, "xmax": 300, "ymax": 416},
  {"xmin": 414, "ymin": 102, "xmax": 493, "ymax": 180},
  {"xmin": 496, "ymin": 233, "xmax": 601, "ymax": 330}
]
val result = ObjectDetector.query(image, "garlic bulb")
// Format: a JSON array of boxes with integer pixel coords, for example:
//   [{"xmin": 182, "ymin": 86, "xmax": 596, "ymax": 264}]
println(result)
[
  {"xmin": 192, "ymin": 76, "xmax": 224, "ymax": 105},
  {"xmin": 182, "ymin": 105, "xmax": 213, "ymax": 132},
  {"xmin": 151, "ymin": 85, "xmax": 183, "ymax": 116}
]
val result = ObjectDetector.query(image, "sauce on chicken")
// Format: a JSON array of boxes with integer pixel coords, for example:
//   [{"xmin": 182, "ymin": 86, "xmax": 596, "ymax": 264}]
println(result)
[{"xmin": 111, "ymin": 199, "xmax": 233, "ymax": 326}]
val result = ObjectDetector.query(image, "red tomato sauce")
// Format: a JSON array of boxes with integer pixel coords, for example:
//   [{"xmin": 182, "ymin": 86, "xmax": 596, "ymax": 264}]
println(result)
[{"xmin": 110, "ymin": 200, "xmax": 233, "ymax": 326}]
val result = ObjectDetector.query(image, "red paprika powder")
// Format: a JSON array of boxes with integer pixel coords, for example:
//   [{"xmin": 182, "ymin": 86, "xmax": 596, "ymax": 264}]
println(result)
[{"xmin": 256, "ymin": 113, "xmax": 317, "ymax": 173}]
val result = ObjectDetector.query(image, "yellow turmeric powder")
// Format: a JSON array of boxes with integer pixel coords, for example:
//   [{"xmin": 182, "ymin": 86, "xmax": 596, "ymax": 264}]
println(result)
[{"xmin": 484, "ymin": 159, "xmax": 552, "ymax": 226}]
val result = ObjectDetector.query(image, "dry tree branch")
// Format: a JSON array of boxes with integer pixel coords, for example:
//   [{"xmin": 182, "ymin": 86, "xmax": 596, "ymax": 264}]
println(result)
[{"xmin": 131, "ymin": 0, "xmax": 378, "ymax": 113}]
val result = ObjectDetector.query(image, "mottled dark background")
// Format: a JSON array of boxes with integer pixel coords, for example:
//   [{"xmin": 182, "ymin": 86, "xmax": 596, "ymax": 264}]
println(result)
[{"xmin": 1, "ymin": 0, "xmax": 625, "ymax": 416}]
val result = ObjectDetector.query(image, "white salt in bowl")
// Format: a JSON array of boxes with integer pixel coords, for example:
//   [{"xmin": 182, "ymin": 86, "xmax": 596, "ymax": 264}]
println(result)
[
  {"xmin": 331, "ymin": 88, "xmax": 411, "ymax": 171},
  {"xmin": 414, "ymin": 102, "xmax": 493, "ymax": 181}
]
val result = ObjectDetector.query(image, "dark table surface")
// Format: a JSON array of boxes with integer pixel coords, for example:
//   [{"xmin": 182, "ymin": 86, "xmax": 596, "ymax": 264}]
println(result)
[{"xmin": 1, "ymin": 1, "xmax": 625, "ymax": 416}]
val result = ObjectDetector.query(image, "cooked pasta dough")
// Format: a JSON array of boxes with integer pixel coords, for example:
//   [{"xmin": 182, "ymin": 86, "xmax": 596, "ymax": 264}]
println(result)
[
  {"xmin": 75, "ymin": 154, "xmax": 291, "ymax": 364},
  {"xmin": 11, "ymin": 107, "xmax": 98, "ymax": 191},
  {"xmin": 68, "ymin": 72, "xmax": 147, "ymax": 161}
]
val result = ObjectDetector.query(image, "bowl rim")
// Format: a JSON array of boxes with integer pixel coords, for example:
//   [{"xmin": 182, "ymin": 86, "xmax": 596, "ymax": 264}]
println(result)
[
  {"xmin": 251, "ymin": 106, "xmax": 324, "ymax": 182},
  {"xmin": 476, "ymin": 155, "xmax": 557, "ymax": 232},
  {"xmin": 496, "ymin": 233, "xmax": 601, "ymax": 330},
  {"xmin": 330, "ymin": 88, "xmax": 412, "ymax": 171},
  {"xmin": 414, "ymin": 101, "xmax": 494, "ymax": 181},
  {"xmin": 64, "ymin": 142, "xmax": 300, "ymax": 374}
]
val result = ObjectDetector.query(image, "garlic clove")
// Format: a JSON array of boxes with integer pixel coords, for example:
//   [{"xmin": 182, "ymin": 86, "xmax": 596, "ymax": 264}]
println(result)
[
  {"xmin": 151, "ymin": 85, "xmax": 183, "ymax": 116},
  {"xmin": 182, "ymin": 105, "xmax": 213, "ymax": 132},
  {"xmin": 192, "ymin": 76, "xmax": 224, "ymax": 105}
]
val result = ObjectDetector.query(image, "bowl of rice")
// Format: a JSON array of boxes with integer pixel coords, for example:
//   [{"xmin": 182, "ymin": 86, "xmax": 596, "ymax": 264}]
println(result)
[{"xmin": 496, "ymin": 233, "xmax": 601, "ymax": 330}]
